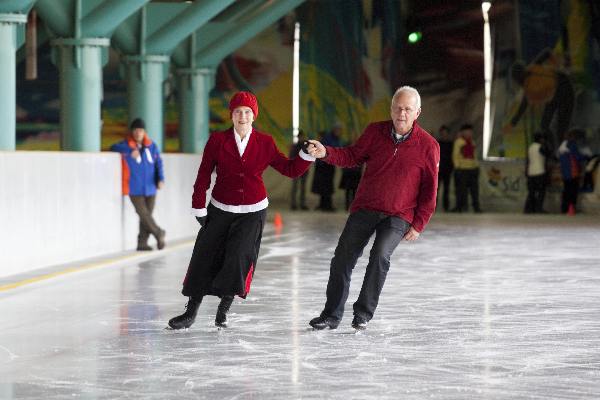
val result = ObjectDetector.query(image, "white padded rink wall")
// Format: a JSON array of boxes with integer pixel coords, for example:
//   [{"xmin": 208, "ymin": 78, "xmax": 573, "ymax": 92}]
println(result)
[
  {"xmin": 1, "ymin": 151, "xmax": 599, "ymax": 279},
  {"xmin": 0, "ymin": 151, "xmax": 201, "ymax": 278}
]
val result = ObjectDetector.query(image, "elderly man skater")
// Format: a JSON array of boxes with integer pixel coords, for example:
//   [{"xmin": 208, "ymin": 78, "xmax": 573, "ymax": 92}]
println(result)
[{"xmin": 306, "ymin": 86, "xmax": 440, "ymax": 330}]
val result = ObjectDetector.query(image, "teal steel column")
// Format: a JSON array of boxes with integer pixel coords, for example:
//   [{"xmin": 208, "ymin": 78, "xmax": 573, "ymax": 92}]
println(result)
[
  {"xmin": 51, "ymin": 38, "xmax": 110, "ymax": 151},
  {"xmin": 0, "ymin": 13, "xmax": 27, "ymax": 150},
  {"xmin": 176, "ymin": 67, "xmax": 215, "ymax": 153},
  {"xmin": 195, "ymin": 0, "xmax": 305, "ymax": 66},
  {"xmin": 124, "ymin": 55, "xmax": 170, "ymax": 150}
]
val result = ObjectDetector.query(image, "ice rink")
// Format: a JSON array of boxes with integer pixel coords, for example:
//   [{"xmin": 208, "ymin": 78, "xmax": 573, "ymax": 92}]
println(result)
[{"xmin": 1, "ymin": 212, "xmax": 599, "ymax": 399}]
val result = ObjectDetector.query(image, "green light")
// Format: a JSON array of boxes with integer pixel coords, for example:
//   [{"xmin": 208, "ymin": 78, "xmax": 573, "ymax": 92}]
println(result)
[{"xmin": 408, "ymin": 31, "xmax": 422, "ymax": 44}]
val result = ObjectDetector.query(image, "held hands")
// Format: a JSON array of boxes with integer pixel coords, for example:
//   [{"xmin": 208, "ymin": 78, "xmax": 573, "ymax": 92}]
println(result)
[
  {"xmin": 195, "ymin": 216, "xmax": 207, "ymax": 227},
  {"xmin": 305, "ymin": 140, "xmax": 327, "ymax": 158},
  {"xmin": 403, "ymin": 226, "xmax": 420, "ymax": 241}
]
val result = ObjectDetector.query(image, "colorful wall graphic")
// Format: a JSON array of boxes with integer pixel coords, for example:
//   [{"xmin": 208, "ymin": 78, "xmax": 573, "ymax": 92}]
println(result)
[
  {"xmin": 15, "ymin": 0, "xmax": 600, "ymax": 164},
  {"xmin": 492, "ymin": 0, "xmax": 600, "ymax": 159},
  {"xmin": 16, "ymin": 1, "xmax": 406, "ymax": 152}
]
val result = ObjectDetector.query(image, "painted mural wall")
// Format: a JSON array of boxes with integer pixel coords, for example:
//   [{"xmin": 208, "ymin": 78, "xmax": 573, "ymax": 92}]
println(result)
[
  {"xmin": 16, "ymin": 1, "xmax": 403, "ymax": 151},
  {"xmin": 14, "ymin": 0, "xmax": 600, "ymax": 165},
  {"xmin": 492, "ymin": 0, "xmax": 600, "ymax": 159}
]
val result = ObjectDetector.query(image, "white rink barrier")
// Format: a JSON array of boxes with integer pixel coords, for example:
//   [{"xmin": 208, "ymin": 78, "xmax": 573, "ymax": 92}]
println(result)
[
  {"xmin": 0, "ymin": 151, "xmax": 200, "ymax": 278},
  {"xmin": 1, "ymin": 152, "xmax": 598, "ymax": 278}
]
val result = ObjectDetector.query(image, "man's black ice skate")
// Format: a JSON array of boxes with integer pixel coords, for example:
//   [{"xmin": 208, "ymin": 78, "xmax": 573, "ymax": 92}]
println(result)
[
  {"xmin": 309, "ymin": 315, "xmax": 340, "ymax": 330},
  {"xmin": 215, "ymin": 296, "xmax": 234, "ymax": 328},
  {"xmin": 351, "ymin": 315, "xmax": 368, "ymax": 330},
  {"xmin": 168, "ymin": 297, "xmax": 202, "ymax": 329}
]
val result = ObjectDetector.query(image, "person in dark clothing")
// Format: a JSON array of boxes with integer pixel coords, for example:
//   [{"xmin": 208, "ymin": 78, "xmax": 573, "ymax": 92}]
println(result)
[
  {"xmin": 110, "ymin": 118, "xmax": 166, "ymax": 251},
  {"xmin": 167, "ymin": 92, "xmax": 314, "ymax": 330},
  {"xmin": 289, "ymin": 129, "xmax": 310, "ymax": 210},
  {"xmin": 339, "ymin": 166, "xmax": 362, "ymax": 211},
  {"xmin": 436, "ymin": 125, "xmax": 454, "ymax": 211},
  {"xmin": 305, "ymin": 86, "xmax": 439, "ymax": 331},
  {"xmin": 311, "ymin": 124, "xmax": 342, "ymax": 211},
  {"xmin": 524, "ymin": 132, "xmax": 550, "ymax": 213}
]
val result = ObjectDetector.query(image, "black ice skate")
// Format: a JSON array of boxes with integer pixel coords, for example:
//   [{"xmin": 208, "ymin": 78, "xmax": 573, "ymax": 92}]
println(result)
[
  {"xmin": 168, "ymin": 297, "xmax": 202, "ymax": 329},
  {"xmin": 215, "ymin": 295, "xmax": 234, "ymax": 328},
  {"xmin": 351, "ymin": 315, "xmax": 368, "ymax": 330},
  {"xmin": 309, "ymin": 315, "xmax": 340, "ymax": 330}
]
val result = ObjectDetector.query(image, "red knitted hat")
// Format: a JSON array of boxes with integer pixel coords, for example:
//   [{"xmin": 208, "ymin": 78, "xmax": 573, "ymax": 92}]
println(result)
[{"xmin": 229, "ymin": 91, "xmax": 258, "ymax": 119}]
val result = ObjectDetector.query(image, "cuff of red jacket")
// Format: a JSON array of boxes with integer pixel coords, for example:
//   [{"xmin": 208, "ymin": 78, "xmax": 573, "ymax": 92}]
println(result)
[
  {"xmin": 191, "ymin": 207, "xmax": 207, "ymax": 217},
  {"xmin": 410, "ymin": 219, "xmax": 424, "ymax": 233},
  {"xmin": 299, "ymin": 149, "xmax": 316, "ymax": 162}
]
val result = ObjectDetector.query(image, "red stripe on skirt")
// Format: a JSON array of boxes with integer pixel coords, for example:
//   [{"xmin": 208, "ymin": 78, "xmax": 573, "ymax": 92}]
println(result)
[{"xmin": 244, "ymin": 263, "xmax": 254, "ymax": 296}]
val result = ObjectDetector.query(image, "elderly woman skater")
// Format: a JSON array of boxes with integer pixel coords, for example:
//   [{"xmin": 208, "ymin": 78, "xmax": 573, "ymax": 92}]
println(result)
[{"xmin": 168, "ymin": 91, "xmax": 315, "ymax": 329}]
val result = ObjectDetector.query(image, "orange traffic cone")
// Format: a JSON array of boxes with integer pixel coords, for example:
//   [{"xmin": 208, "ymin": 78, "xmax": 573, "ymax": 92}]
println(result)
[
  {"xmin": 274, "ymin": 212, "xmax": 283, "ymax": 228},
  {"xmin": 567, "ymin": 203, "xmax": 576, "ymax": 216}
]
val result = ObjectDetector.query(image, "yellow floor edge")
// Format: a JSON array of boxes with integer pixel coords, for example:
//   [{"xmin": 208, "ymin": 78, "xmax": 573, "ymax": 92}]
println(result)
[{"xmin": 0, "ymin": 240, "xmax": 194, "ymax": 292}]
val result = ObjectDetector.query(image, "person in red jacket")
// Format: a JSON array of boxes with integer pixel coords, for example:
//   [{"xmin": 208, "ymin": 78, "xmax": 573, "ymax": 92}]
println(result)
[
  {"xmin": 305, "ymin": 86, "xmax": 440, "ymax": 331},
  {"xmin": 168, "ymin": 91, "xmax": 314, "ymax": 330}
]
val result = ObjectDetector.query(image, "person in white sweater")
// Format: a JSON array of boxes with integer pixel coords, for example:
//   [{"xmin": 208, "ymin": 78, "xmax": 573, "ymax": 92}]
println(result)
[{"xmin": 524, "ymin": 132, "xmax": 550, "ymax": 213}]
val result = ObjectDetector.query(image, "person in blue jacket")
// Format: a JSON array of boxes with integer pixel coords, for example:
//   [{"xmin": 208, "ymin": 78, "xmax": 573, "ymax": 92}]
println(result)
[
  {"xmin": 111, "ymin": 118, "xmax": 166, "ymax": 250},
  {"xmin": 558, "ymin": 128, "xmax": 587, "ymax": 214}
]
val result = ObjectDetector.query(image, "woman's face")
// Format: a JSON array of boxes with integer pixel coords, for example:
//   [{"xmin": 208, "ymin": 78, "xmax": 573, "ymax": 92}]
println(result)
[{"xmin": 231, "ymin": 106, "xmax": 254, "ymax": 131}]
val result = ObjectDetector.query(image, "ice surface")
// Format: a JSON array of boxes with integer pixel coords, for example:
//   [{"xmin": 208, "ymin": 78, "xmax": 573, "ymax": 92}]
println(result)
[{"xmin": 1, "ymin": 212, "xmax": 599, "ymax": 399}]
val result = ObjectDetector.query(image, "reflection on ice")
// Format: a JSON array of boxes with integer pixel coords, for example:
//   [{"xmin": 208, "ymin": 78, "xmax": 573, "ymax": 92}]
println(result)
[{"xmin": 0, "ymin": 213, "xmax": 599, "ymax": 399}]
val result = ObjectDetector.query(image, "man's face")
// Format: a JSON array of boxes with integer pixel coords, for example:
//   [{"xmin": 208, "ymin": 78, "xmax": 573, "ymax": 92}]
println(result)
[
  {"xmin": 231, "ymin": 106, "xmax": 254, "ymax": 131},
  {"xmin": 390, "ymin": 92, "xmax": 421, "ymax": 135},
  {"xmin": 132, "ymin": 128, "xmax": 145, "ymax": 144}
]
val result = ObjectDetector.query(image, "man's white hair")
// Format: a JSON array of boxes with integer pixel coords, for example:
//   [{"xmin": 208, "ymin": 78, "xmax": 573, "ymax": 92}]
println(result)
[{"xmin": 392, "ymin": 86, "xmax": 421, "ymax": 109}]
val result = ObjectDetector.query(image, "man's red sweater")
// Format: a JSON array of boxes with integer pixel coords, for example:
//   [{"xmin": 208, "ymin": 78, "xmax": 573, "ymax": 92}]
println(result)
[{"xmin": 324, "ymin": 121, "xmax": 440, "ymax": 232}]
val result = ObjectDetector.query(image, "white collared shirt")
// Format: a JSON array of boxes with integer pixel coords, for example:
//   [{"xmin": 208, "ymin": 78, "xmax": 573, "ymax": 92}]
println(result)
[{"xmin": 234, "ymin": 128, "xmax": 252, "ymax": 156}]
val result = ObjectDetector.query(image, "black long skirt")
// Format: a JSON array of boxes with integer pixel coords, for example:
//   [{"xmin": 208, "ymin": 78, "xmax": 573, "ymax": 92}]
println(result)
[{"xmin": 182, "ymin": 204, "xmax": 267, "ymax": 299}]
